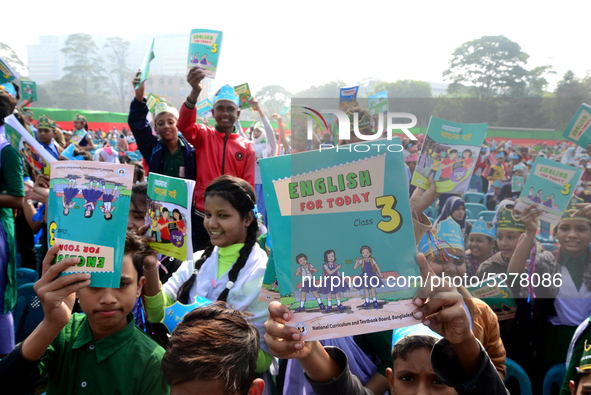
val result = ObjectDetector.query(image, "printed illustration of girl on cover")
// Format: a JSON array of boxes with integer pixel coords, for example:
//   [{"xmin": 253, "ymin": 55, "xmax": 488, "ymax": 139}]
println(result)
[
  {"xmin": 82, "ymin": 176, "xmax": 104, "ymax": 218},
  {"xmin": 294, "ymin": 253, "xmax": 325, "ymax": 313},
  {"xmin": 61, "ymin": 175, "xmax": 79, "ymax": 216},
  {"xmin": 318, "ymin": 249, "xmax": 348, "ymax": 313},
  {"xmin": 100, "ymin": 180, "xmax": 124, "ymax": 221},
  {"xmin": 171, "ymin": 209, "xmax": 187, "ymax": 234},
  {"xmin": 354, "ymin": 245, "xmax": 384, "ymax": 309}
]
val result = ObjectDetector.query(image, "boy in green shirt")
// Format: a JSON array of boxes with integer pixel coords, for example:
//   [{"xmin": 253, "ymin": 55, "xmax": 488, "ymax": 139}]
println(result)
[{"xmin": 0, "ymin": 232, "xmax": 169, "ymax": 394}]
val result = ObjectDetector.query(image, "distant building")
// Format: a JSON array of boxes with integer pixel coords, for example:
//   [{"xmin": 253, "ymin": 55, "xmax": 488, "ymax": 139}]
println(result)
[
  {"xmin": 28, "ymin": 33, "xmax": 211, "ymax": 108},
  {"xmin": 27, "ymin": 36, "xmax": 65, "ymax": 83},
  {"xmin": 429, "ymin": 82, "xmax": 449, "ymax": 97},
  {"xmin": 28, "ymin": 35, "xmax": 109, "ymax": 84}
]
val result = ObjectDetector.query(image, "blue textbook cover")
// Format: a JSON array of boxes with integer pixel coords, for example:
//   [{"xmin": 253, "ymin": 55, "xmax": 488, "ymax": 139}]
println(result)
[
  {"xmin": 411, "ymin": 116, "xmax": 488, "ymax": 194},
  {"xmin": 187, "ymin": 29, "xmax": 223, "ymax": 79},
  {"xmin": 562, "ymin": 103, "xmax": 591, "ymax": 149},
  {"xmin": 339, "ymin": 84, "xmax": 359, "ymax": 106},
  {"xmin": 47, "ymin": 161, "xmax": 134, "ymax": 287},
  {"xmin": 260, "ymin": 138, "xmax": 420, "ymax": 340},
  {"xmin": 514, "ymin": 157, "xmax": 582, "ymax": 224}
]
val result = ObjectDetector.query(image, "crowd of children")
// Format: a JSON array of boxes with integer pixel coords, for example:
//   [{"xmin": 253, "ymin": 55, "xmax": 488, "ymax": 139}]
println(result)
[{"xmin": 4, "ymin": 68, "xmax": 591, "ymax": 395}]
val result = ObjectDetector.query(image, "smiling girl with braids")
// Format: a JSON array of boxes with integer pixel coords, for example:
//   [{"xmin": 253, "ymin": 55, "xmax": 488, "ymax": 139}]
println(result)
[{"xmin": 142, "ymin": 175, "xmax": 272, "ymax": 374}]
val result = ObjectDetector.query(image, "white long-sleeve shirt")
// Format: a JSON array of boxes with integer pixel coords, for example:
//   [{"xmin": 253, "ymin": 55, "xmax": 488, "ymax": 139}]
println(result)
[{"xmin": 235, "ymin": 117, "xmax": 277, "ymax": 184}]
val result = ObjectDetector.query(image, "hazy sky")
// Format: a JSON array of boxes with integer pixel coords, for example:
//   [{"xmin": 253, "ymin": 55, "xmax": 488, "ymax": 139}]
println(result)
[{"xmin": 3, "ymin": 0, "xmax": 590, "ymax": 95}]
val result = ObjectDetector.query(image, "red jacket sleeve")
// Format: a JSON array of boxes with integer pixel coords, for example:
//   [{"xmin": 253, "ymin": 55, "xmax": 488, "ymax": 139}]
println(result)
[
  {"xmin": 243, "ymin": 143, "xmax": 256, "ymax": 188},
  {"xmin": 177, "ymin": 103, "xmax": 204, "ymax": 149}
]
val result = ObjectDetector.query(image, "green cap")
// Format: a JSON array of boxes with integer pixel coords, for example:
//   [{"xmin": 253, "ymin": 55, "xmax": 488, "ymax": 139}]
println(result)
[
  {"xmin": 37, "ymin": 115, "xmax": 56, "ymax": 130},
  {"xmin": 561, "ymin": 196, "xmax": 591, "ymax": 224},
  {"xmin": 497, "ymin": 206, "xmax": 526, "ymax": 233}
]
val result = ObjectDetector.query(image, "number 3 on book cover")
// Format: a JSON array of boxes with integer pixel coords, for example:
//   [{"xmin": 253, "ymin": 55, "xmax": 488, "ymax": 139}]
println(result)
[{"xmin": 260, "ymin": 138, "xmax": 420, "ymax": 341}]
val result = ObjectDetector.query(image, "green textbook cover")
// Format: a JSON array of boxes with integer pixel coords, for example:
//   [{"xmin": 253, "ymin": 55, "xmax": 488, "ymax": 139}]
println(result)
[
  {"xmin": 146, "ymin": 93, "xmax": 169, "ymax": 114},
  {"xmin": 20, "ymin": 80, "xmax": 37, "ymax": 102},
  {"xmin": 411, "ymin": 116, "xmax": 488, "ymax": 194},
  {"xmin": 562, "ymin": 103, "xmax": 591, "ymax": 149},
  {"xmin": 280, "ymin": 106, "xmax": 290, "ymax": 116},
  {"xmin": 514, "ymin": 157, "xmax": 582, "ymax": 224},
  {"xmin": 196, "ymin": 98, "xmax": 213, "ymax": 118},
  {"xmin": 136, "ymin": 39, "xmax": 155, "ymax": 89},
  {"xmin": 145, "ymin": 173, "xmax": 195, "ymax": 262},
  {"xmin": 511, "ymin": 175, "xmax": 524, "ymax": 192},
  {"xmin": 260, "ymin": 138, "xmax": 420, "ymax": 341},
  {"xmin": 47, "ymin": 161, "xmax": 134, "ymax": 288},
  {"xmin": 0, "ymin": 56, "xmax": 19, "ymax": 84},
  {"xmin": 369, "ymin": 90, "xmax": 388, "ymax": 132},
  {"xmin": 234, "ymin": 83, "xmax": 254, "ymax": 109},
  {"xmin": 467, "ymin": 275, "xmax": 516, "ymax": 321},
  {"xmin": 187, "ymin": 29, "xmax": 223, "ymax": 79},
  {"xmin": 4, "ymin": 115, "xmax": 54, "ymax": 175}
]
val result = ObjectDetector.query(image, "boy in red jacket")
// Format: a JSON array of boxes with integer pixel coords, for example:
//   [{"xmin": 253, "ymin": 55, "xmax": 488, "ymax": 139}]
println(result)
[{"xmin": 179, "ymin": 67, "xmax": 255, "ymax": 251}]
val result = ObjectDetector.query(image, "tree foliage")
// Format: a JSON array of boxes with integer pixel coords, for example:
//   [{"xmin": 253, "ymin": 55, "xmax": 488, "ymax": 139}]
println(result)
[
  {"xmin": 61, "ymin": 33, "xmax": 103, "ymax": 96},
  {"xmin": 104, "ymin": 37, "xmax": 132, "ymax": 112},
  {"xmin": 443, "ymin": 35, "xmax": 529, "ymax": 101},
  {"xmin": 373, "ymin": 80, "xmax": 432, "ymax": 98},
  {"xmin": 254, "ymin": 85, "xmax": 291, "ymax": 116},
  {"xmin": 0, "ymin": 42, "xmax": 28, "ymax": 77},
  {"xmin": 357, "ymin": 78, "xmax": 382, "ymax": 98},
  {"xmin": 294, "ymin": 80, "xmax": 346, "ymax": 98},
  {"xmin": 544, "ymin": 70, "xmax": 591, "ymax": 130}
]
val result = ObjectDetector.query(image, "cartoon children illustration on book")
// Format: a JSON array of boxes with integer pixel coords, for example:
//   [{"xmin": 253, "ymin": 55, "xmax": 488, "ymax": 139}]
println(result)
[
  {"xmin": 354, "ymin": 245, "xmax": 384, "ymax": 309},
  {"xmin": 319, "ymin": 249, "xmax": 348, "ymax": 313},
  {"xmin": 294, "ymin": 253, "xmax": 325, "ymax": 313},
  {"xmin": 531, "ymin": 190, "xmax": 543, "ymax": 204},
  {"xmin": 439, "ymin": 149, "xmax": 458, "ymax": 181},
  {"xmin": 82, "ymin": 176, "xmax": 104, "ymax": 218},
  {"xmin": 461, "ymin": 149, "xmax": 474, "ymax": 169},
  {"xmin": 543, "ymin": 194, "xmax": 555, "ymax": 209},
  {"xmin": 171, "ymin": 209, "xmax": 187, "ymax": 235},
  {"xmin": 526, "ymin": 187, "xmax": 535, "ymax": 200},
  {"xmin": 158, "ymin": 207, "xmax": 172, "ymax": 243},
  {"xmin": 99, "ymin": 180, "xmax": 123, "ymax": 221},
  {"xmin": 149, "ymin": 211, "xmax": 161, "ymax": 241},
  {"xmin": 61, "ymin": 175, "xmax": 79, "ymax": 216}
]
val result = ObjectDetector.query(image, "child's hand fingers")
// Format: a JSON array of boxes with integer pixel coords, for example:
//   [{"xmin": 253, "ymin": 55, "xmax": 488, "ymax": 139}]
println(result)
[
  {"xmin": 38, "ymin": 272, "xmax": 91, "ymax": 296},
  {"xmin": 268, "ymin": 301, "xmax": 291, "ymax": 323},
  {"xmin": 40, "ymin": 244, "xmax": 63, "ymax": 277},
  {"xmin": 39, "ymin": 255, "xmax": 82, "ymax": 286},
  {"xmin": 137, "ymin": 223, "xmax": 150, "ymax": 236}
]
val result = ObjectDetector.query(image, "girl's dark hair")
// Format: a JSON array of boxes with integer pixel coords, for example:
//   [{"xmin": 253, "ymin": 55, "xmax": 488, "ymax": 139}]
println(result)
[
  {"xmin": 58, "ymin": 146, "xmax": 92, "ymax": 162},
  {"xmin": 0, "ymin": 90, "xmax": 16, "ymax": 126},
  {"xmin": 360, "ymin": 245, "xmax": 372, "ymax": 254},
  {"xmin": 323, "ymin": 249, "xmax": 336, "ymax": 262},
  {"xmin": 133, "ymin": 161, "xmax": 146, "ymax": 182},
  {"xmin": 131, "ymin": 182, "xmax": 148, "ymax": 209},
  {"xmin": 10, "ymin": 82, "xmax": 20, "ymax": 100},
  {"xmin": 14, "ymin": 112, "xmax": 26, "ymax": 128},
  {"xmin": 172, "ymin": 208, "xmax": 182, "ymax": 220},
  {"xmin": 125, "ymin": 230, "xmax": 151, "ymax": 281},
  {"xmin": 177, "ymin": 175, "xmax": 258, "ymax": 304}
]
